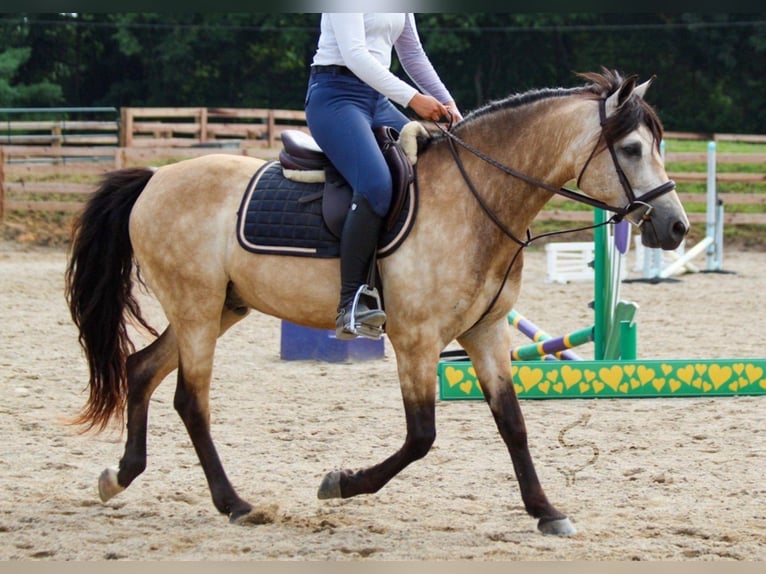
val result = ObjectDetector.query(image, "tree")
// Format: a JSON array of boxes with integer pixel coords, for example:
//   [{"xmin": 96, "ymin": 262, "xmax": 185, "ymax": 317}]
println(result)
[
  {"xmin": 1, "ymin": 13, "xmax": 765, "ymax": 133},
  {"xmin": 0, "ymin": 46, "xmax": 62, "ymax": 106}
]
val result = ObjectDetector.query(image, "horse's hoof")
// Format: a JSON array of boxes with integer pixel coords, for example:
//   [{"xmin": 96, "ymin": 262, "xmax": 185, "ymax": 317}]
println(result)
[
  {"xmin": 538, "ymin": 517, "xmax": 576, "ymax": 536},
  {"xmin": 317, "ymin": 470, "xmax": 343, "ymax": 499},
  {"xmin": 98, "ymin": 468, "xmax": 125, "ymax": 502}
]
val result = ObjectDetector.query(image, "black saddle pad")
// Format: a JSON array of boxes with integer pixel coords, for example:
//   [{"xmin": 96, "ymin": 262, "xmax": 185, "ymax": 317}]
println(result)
[{"xmin": 236, "ymin": 161, "xmax": 417, "ymax": 258}]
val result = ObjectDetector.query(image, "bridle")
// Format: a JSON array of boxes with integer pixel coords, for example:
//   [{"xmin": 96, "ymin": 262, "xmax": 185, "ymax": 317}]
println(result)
[
  {"xmin": 437, "ymin": 96, "xmax": 677, "ymax": 247},
  {"xmin": 436, "ymin": 95, "xmax": 678, "ymax": 328}
]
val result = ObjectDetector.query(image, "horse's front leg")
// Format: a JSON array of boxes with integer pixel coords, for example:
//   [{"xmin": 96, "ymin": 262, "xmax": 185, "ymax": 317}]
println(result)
[
  {"xmin": 458, "ymin": 319, "xmax": 576, "ymax": 535},
  {"xmin": 318, "ymin": 343, "xmax": 437, "ymax": 499}
]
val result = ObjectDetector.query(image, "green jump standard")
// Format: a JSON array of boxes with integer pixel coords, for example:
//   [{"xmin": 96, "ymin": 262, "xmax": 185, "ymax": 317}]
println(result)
[{"xmin": 438, "ymin": 358, "xmax": 766, "ymax": 400}]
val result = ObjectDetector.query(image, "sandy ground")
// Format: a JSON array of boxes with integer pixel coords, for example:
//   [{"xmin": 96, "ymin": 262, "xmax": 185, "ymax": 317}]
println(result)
[{"xmin": 1, "ymin": 239, "xmax": 765, "ymax": 561}]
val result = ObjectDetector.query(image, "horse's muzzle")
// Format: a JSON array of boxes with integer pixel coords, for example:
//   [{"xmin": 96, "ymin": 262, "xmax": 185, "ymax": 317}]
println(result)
[{"xmin": 641, "ymin": 215, "xmax": 689, "ymax": 250}]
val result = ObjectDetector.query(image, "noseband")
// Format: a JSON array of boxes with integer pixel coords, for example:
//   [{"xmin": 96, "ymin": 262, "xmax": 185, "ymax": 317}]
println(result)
[{"xmin": 439, "ymin": 96, "xmax": 677, "ymax": 239}]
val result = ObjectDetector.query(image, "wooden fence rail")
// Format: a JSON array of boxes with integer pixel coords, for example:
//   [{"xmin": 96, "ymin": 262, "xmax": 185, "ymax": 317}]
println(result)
[
  {"xmin": 1, "ymin": 110, "xmax": 764, "ymax": 149},
  {"xmin": 1, "ymin": 107, "xmax": 309, "ymax": 149},
  {"xmin": 2, "ymin": 126, "xmax": 766, "ymax": 226},
  {"xmin": 119, "ymin": 107, "xmax": 309, "ymax": 148},
  {"xmin": 0, "ymin": 144, "xmax": 285, "ymax": 218}
]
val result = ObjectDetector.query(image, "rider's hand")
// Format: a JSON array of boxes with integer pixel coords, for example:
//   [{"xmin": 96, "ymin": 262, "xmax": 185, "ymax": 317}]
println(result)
[
  {"xmin": 444, "ymin": 101, "xmax": 463, "ymax": 124},
  {"xmin": 408, "ymin": 93, "xmax": 450, "ymax": 122}
]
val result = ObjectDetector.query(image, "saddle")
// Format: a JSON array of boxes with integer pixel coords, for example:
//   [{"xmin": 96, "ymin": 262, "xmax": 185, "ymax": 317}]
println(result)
[{"xmin": 277, "ymin": 122, "xmax": 424, "ymax": 237}]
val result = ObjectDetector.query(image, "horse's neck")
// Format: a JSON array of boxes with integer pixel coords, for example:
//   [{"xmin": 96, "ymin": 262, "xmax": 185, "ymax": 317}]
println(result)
[{"xmin": 443, "ymin": 97, "xmax": 585, "ymax": 233}]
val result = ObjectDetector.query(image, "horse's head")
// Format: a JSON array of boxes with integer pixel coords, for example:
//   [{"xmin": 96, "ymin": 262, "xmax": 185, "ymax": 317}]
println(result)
[{"xmin": 575, "ymin": 69, "xmax": 689, "ymax": 249}]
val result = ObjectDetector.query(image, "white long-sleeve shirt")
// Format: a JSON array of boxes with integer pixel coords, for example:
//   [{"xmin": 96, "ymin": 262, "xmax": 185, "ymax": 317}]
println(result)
[{"xmin": 311, "ymin": 13, "xmax": 454, "ymax": 109}]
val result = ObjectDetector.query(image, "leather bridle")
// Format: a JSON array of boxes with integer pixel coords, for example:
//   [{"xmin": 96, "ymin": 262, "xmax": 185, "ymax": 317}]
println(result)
[
  {"xmin": 437, "ymin": 96, "xmax": 677, "ymax": 246},
  {"xmin": 437, "ymin": 95, "xmax": 678, "ymax": 328}
]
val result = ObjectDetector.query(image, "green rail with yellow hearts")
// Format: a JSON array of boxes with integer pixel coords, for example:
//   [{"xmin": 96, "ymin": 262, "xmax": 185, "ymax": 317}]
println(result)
[{"xmin": 438, "ymin": 358, "xmax": 766, "ymax": 400}]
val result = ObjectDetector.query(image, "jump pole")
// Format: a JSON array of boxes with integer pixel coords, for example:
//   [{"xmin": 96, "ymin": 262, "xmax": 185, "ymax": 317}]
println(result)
[
  {"xmin": 641, "ymin": 140, "xmax": 724, "ymax": 279},
  {"xmin": 507, "ymin": 309, "xmax": 592, "ymax": 361}
]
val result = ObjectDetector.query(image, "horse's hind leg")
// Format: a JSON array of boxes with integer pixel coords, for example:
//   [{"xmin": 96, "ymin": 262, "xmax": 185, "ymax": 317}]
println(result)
[
  {"xmin": 171, "ymin": 307, "xmax": 254, "ymax": 522},
  {"xmin": 99, "ymin": 304, "xmax": 251, "ymax": 511},
  {"xmin": 458, "ymin": 320, "xmax": 576, "ymax": 536},
  {"xmin": 99, "ymin": 327, "xmax": 179, "ymax": 502}
]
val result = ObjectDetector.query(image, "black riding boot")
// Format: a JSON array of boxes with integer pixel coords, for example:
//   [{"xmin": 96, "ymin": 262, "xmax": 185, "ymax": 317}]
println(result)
[{"xmin": 336, "ymin": 193, "xmax": 386, "ymax": 340}]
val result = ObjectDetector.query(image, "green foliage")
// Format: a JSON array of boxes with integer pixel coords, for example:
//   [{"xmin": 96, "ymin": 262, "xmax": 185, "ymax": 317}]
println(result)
[
  {"xmin": 0, "ymin": 46, "xmax": 63, "ymax": 106},
  {"xmin": 0, "ymin": 13, "xmax": 765, "ymax": 133}
]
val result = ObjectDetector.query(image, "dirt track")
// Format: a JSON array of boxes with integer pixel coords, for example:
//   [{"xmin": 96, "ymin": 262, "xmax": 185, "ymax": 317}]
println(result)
[{"xmin": 1, "ymin": 240, "xmax": 765, "ymax": 560}]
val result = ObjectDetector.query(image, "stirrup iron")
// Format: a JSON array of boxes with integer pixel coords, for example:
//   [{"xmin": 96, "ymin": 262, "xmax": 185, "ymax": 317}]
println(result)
[{"xmin": 347, "ymin": 284, "xmax": 385, "ymax": 340}]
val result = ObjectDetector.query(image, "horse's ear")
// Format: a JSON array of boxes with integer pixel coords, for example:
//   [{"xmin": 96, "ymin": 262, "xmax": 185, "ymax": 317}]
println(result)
[
  {"xmin": 633, "ymin": 75, "xmax": 656, "ymax": 100},
  {"xmin": 605, "ymin": 74, "xmax": 638, "ymax": 117}
]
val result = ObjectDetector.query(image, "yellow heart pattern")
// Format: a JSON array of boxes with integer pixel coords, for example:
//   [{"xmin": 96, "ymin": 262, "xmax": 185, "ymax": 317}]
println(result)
[
  {"xmin": 746, "ymin": 364, "xmax": 763, "ymax": 383},
  {"xmin": 439, "ymin": 360, "xmax": 766, "ymax": 399},
  {"xmin": 637, "ymin": 365, "xmax": 656, "ymax": 385},
  {"xmin": 562, "ymin": 365, "xmax": 582, "ymax": 388},
  {"xmin": 677, "ymin": 365, "xmax": 694, "ymax": 384},
  {"xmin": 709, "ymin": 365, "xmax": 732, "ymax": 389},
  {"xmin": 593, "ymin": 381, "xmax": 605, "ymax": 394},
  {"xmin": 519, "ymin": 366, "xmax": 543, "ymax": 392},
  {"xmin": 445, "ymin": 367, "xmax": 463, "ymax": 387},
  {"xmin": 599, "ymin": 365, "xmax": 623, "ymax": 391}
]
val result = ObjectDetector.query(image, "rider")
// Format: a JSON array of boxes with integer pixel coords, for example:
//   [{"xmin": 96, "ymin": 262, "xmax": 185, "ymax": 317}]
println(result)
[{"xmin": 305, "ymin": 13, "xmax": 463, "ymax": 340}]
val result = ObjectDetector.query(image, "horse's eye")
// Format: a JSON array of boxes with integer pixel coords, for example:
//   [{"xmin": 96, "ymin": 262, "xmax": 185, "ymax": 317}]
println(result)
[{"xmin": 621, "ymin": 143, "xmax": 642, "ymax": 158}]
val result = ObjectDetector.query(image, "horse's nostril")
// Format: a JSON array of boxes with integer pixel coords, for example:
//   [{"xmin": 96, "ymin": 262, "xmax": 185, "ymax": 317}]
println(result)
[{"xmin": 672, "ymin": 220, "xmax": 689, "ymax": 239}]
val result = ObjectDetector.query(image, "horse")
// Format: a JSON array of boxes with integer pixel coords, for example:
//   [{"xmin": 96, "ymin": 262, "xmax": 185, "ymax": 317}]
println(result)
[{"xmin": 65, "ymin": 69, "xmax": 688, "ymax": 536}]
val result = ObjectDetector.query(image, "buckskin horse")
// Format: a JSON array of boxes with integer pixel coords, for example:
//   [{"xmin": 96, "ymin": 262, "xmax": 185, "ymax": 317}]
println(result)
[{"xmin": 65, "ymin": 69, "xmax": 688, "ymax": 535}]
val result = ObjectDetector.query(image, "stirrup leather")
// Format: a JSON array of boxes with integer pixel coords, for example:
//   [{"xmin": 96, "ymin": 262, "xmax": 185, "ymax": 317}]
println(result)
[{"xmin": 344, "ymin": 284, "xmax": 385, "ymax": 340}]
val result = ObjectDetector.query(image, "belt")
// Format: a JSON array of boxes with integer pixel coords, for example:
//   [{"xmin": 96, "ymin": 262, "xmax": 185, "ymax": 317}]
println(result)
[{"xmin": 310, "ymin": 65, "xmax": 358, "ymax": 78}]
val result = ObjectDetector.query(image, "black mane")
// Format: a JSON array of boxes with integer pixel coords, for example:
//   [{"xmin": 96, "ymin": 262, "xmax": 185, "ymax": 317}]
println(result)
[
  {"xmin": 462, "ymin": 85, "xmax": 589, "ymax": 124},
  {"xmin": 456, "ymin": 68, "xmax": 664, "ymax": 149}
]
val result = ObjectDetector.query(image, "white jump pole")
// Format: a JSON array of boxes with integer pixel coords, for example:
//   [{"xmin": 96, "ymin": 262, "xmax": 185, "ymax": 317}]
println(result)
[
  {"xmin": 705, "ymin": 140, "xmax": 723, "ymax": 271},
  {"xmin": 658, "ymin": 235, "xmax": 713, "ymax": 279}
]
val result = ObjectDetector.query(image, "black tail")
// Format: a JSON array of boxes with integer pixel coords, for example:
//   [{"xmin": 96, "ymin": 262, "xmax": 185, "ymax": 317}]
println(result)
[{"xmin": 64, "ymin": 168, "xmax": 158, "ymax": 432}]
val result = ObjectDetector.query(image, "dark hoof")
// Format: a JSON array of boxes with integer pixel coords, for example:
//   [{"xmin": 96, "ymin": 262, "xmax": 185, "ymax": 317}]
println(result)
[{"xmin": 317, "ymin": 470, "xmax": 343, "ymax": 499}]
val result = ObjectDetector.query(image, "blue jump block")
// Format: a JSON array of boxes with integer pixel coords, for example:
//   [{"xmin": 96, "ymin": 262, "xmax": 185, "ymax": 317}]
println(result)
[{"xmin": 279, "ymin": 320, "xmax": 385, "ymax": 362}]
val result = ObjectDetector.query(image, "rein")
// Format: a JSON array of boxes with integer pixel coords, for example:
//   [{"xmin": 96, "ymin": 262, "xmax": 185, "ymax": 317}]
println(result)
[
  {"xmin": 435, "ymin": 96, "xmax": 677, "ymax": 327},
  {"xmin": 436, "ymin": 97, "xmax": 676, "ymax": 235}
]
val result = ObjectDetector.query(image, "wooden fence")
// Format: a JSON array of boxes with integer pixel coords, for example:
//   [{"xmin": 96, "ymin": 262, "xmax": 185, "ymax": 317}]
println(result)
[
  {"xmin": 0, "ymin": 106, "xmax": 120, "ymax": 146},
  {"xmin": 1, "ymin": 107, "xmax": 309, "ymax": 149},
  {"xmin": 119, "ymin": 107, "xmax": 309, "ymax": 148},
  {"xmin": 1, "ymin": 114, "xmax": 765, "ymax": 227},
  {"xmin": 0, "ymin": 145, "xmax": 282, "ymax": 218}
]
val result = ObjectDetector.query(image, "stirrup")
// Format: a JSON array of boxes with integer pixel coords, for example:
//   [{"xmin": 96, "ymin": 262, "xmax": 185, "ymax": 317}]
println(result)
[{"xmin": 343, "ymin": 285, "xmax": 385, "ymax": 340}]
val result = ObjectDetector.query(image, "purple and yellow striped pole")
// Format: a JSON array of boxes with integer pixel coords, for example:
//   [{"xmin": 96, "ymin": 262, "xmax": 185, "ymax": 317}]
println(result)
[{"xmin": 508, "ymin": 309, "xmax": 593, "ymax": 361}]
